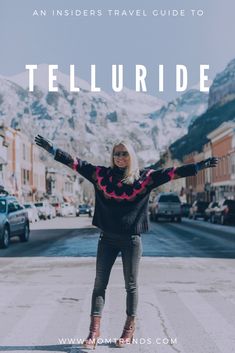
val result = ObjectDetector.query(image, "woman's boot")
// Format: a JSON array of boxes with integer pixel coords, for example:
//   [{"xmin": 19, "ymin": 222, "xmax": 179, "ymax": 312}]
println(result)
[
  {"xmin": 83, "ymin": 315, "xmax": 101, "ymax": 349},
  {"xmin": 115, "ymin": 316, "xmax": 135, "ymax": 347}
]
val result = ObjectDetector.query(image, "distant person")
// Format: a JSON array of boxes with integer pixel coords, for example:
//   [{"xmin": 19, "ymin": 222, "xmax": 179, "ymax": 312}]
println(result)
[{"xmin": 35, "ymin": 134, "xmax": 218, "ymax": 349}]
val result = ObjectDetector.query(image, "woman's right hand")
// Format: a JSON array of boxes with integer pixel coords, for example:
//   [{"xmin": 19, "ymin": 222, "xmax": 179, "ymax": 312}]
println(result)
[{"xmin": 35, "ymin": 135, "xmax": 54, "ymax": 154}]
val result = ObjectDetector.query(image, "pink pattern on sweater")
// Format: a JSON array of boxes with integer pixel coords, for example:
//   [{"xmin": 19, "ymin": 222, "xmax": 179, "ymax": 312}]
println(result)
[
  {"xmin": 72, "ymin": 158, "xmax": 79, "ymax": 171},
  {"xmin": 95, "ymin": 167, "xmax": 154, "ymax": 200},
  {"xmin": 168, "ymin": 167, "xmax": 176, "ymax": 180}
]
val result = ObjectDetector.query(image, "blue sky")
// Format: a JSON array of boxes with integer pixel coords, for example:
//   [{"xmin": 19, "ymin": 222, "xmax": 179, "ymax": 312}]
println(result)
[{"xmin": 0, "ymin": 0, "xmax": 235, "ymax": 100}]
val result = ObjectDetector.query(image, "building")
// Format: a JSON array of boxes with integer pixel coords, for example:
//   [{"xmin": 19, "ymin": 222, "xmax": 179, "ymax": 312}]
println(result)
[
  {"xmin": 183, "ymin": 152, "xmax": 198, "ymax": 203},
  {"xmin": 3, "ymin": 126, "xmax": 20, "ymax": 196},
  {"xmin": 31, "ymin": 144, "xmax": 46, "ymax": 201},
  {"xmin": 183, "ymin": 121, "xmax": 235, "ymax": 202},
  {"xmin": 207, "ymin": 121, "xmax": 235, "ymax": 200},
  {"xmin": 0, "ymin": 126, "xmax": 46, "ymax": 202},
  {"xmin": 46, "ymin": 167, "xmax": 81, "ymax": 204},
  {"xmin": 0, "ymin": 124, "xmax": 85, "ymax": 203},
  {"xmin": 0, "ymin": 127, "xmax": 8, "ymax": 189},
  {"xmin": 202, "ymin": 140, "xmax": 215, "ymax": 202},
  {"xmin": 20, "ymin": 132, "xmax": 32, "ymax": 201}
]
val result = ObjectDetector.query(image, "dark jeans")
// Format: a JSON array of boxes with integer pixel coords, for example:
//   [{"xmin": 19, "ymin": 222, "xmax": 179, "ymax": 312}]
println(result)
[{"xmin": 91, "ymin": 232, "xmax": 143, "ymax": 317}]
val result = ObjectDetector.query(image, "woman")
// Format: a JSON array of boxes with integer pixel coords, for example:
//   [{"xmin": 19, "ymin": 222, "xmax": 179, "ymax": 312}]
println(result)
[{"xmin": 35, "ymin": 134, "xmax": 218, "ymax": 349}]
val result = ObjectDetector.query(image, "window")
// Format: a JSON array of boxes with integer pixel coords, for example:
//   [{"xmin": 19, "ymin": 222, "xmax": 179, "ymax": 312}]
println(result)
[
  {"xmin": 13, "ymin": 200, "xmax": 21, "ymax": 210},
  {"xmin": 34, "ymin": 202, "xmax": 43, "ymax": 207},
  {"xmin": 23, "ymin": 144, "xmax": 26, "ymax": 160},
  {"xmin": 231, "ymin": 154, "xmax": 235, "ymax": 175},
  {"xmin": 23, "ymin": 169, "xmax": 26, "ymax": 184},
  {"xmin": 22, "ymin": 169, "xmax": 30, "ymax": 185},
  {"xmin": 158, "ymin": 195, "xmax": 180, "ymax": 203},
  {"xmin": 8, "ymin": 201, "xmax": 16, "ymax": 213},
  {"xmin": 0, "ymin": 199, "xmax": 6, "ymax": 213}
]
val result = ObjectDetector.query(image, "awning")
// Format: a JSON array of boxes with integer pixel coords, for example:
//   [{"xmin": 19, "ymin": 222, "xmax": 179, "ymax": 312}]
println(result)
[
  {"xmin": 212, "ymin": 181, "xmax": 235, "ymax": 186},
  {"xmin": 63, "ymin": 196, "xmax": 70, "ymax": 202}
]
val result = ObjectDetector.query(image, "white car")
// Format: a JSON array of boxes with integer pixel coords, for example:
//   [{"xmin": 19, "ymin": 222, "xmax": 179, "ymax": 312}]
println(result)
[
  {"xmin": 24, "ymin": 203, "xmax": 39, "ymax": 223},
  {"xmin": 61, "ymin": 203, "xmax": 75, "ymax": 217},
  {"xmin": 48, "ymin": 204, "xmax": 56, "ymax": 218},
  {"xmin": 34, "ymin": 201, "xmax": 52, "ymax": 220}
]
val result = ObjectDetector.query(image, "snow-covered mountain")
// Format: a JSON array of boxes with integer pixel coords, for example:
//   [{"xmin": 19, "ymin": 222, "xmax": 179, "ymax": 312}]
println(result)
[
  {"xmin": 7, "ymin": 63, "xmax": 91, "ymax": 92},
  {"xmin": 112, "ymin": 87, "xmax": 165, "ymax": 117},
  {"xmin": 170, "ymin": 58, "xmax": 235, "ymax": 161},
  {"xmin": 208, "ymin": 58, "xmax": 235, "ymax": 108},
  {"xmin": 147, "ymin": 89, "xmax": 208, "ymax": 151},
  {"xmin": 0, "ymin": 64, "xmax": 209, "ymax": 166}
]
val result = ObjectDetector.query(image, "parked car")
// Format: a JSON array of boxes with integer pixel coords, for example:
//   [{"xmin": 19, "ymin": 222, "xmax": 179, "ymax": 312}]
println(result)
[
  {"xmin": 211, "ymin": 199, "xmax": 235, "ymax": 224},
  {"xmin": 149, "ymin": 192, "xmax": 182, "ymax": 222},
  {"xmin": 0, "ymin": 192, "xmax": 30, "ymax": 249},
  {"xmin": 51, "ymin": 202, "xmax": 62, "ymax": 216},
  {"xmin": 204, "ymin": 202, "xmax": 219, "ymax": 221},
  {"xmin": 23, "ymin": 203, "xmax": 39, "ymax": 223},
  {"xmin": 181, "ymin": 203, "xmax": 192, "ymax": 217},
  {"xmin": 189, "ymin": 201, "xmax": 209, "ymax": 220},
  {"xmin": 61, "ymin": 203, "xmax": 75, "ymax": 217},
  {"xmin": 48, "ymin": 204, "xmax": 56, "ymax": 219},
  {"xmin": 76, "ymin": 204, "xmax": 93, "ymax": 217},
  {"xmin": 34, "ymin": 201, "xmax": 51, "ymax": 220}
]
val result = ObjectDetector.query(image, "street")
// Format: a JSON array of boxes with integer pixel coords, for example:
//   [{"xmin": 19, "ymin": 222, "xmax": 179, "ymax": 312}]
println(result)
[
  {"xmin": 0, "ymin": 216, "xmax": 235, "ymax": 258},
  {"xmin": 0, "ymin": 217, "xmax": 235, "ymax": 353}
]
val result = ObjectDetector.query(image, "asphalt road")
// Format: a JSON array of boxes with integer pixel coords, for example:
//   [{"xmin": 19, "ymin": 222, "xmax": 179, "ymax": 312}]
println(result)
[
  {"xmin": 0, "ymin": 216, "xmax": 235, "ymax": 353},
  {"xmin": 1, "ymin": 216, "xmax": 235, "ymax": 258}
]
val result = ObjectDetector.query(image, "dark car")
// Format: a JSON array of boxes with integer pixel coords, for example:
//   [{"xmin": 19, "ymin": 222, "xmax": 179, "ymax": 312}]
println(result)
[
  {"xmin": 212, "ymin": 199, "xmax": 235, "ymax": 225},
  {"xmin": 76, "ymin": 204, "xmax": 93, "ymax": 217},
  {"xmin": 0, "ymin": 192, "xmax": 30, "ymax": 249},
  {"xmin": 181, "ymin": 203, "xmax": 192, "ymax": 217},
  {"xmin": 204, "ymin": 202, "xmax": 219, "ymax": 221},
  {"xmin": 189, "ymin": 200, "xmax": 209, "ymax": 220}
]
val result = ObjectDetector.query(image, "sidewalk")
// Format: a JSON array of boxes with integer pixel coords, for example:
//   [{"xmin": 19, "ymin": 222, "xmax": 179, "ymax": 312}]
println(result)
[{"xmin": 0, "ymin": 256, "xmax": 235, "ymax": 353}]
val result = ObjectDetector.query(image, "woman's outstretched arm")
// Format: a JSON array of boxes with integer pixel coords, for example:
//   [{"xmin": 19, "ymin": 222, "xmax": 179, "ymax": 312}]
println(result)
[
  {"xmin": 148, "ymin": 157, "xmax": 218, "ymax": 189},
  {"xmin": 34, "ymin": 135, "xmax": 96, "ymax": 183}
]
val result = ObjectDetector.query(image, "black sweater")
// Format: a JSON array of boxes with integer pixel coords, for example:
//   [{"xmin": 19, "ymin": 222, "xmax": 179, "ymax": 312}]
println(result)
[{"xmin": 54, "ymin": 148, "xmax": 198, "ymax": 235}]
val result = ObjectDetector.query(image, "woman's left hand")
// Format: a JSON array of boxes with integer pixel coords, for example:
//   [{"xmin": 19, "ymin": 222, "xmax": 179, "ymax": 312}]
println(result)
[{"xmin": 196, "ymin": 157, "xmax": 219, "ymax": 171}]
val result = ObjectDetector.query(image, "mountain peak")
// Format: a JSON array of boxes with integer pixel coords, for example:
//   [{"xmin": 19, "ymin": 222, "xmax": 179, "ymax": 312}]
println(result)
[{"xmin": 208, "ymin": 57, "xmax": 235, "ymax": 108}]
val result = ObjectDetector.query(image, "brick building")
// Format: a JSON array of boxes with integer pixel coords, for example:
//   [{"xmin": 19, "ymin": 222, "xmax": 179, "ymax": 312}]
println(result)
[
  {"xmin": 183, "ymin": 121, "xmax": 235, "ymax": 202},
  {"xmin": 207, "ymin": 121, "xmax": 235, "ymax": 200}
]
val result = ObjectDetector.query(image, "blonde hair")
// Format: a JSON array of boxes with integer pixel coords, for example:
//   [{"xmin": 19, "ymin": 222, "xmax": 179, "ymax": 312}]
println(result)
[{"xmin": 110, "ymin": 140, "xmax": 140, "ymax": 184}]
